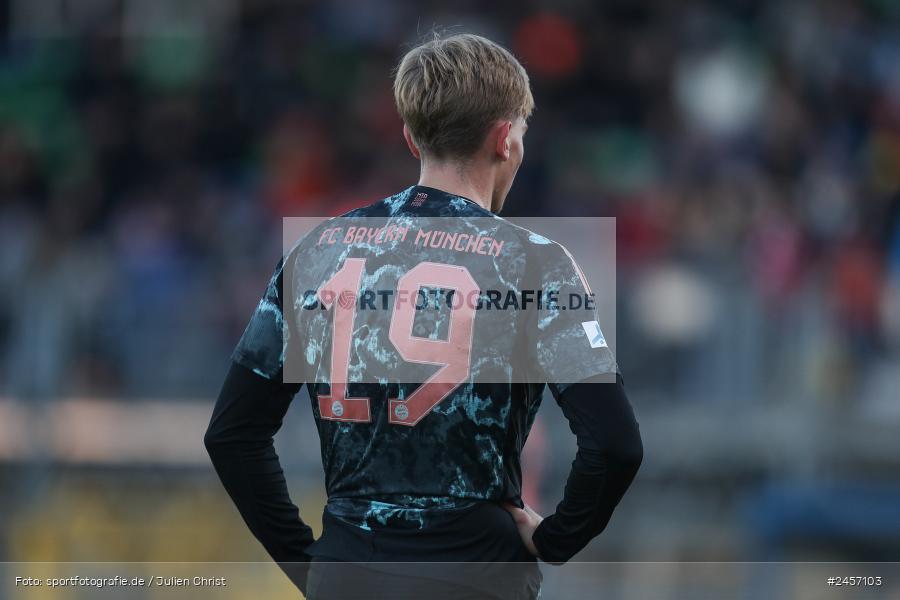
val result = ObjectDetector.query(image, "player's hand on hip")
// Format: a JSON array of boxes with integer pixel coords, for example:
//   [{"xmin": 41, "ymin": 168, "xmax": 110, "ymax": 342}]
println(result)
[{"xmin": 502, "ymin": 502, "xmax": 543, "ymax": 558}]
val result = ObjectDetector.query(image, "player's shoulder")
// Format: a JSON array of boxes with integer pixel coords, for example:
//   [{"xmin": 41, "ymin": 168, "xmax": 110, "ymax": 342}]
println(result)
[
  {"xmin": 490, "ymin": 214, "xmax": 577, "ymax": 265},
  {"xmin": 284, "ymin": 188, "xmax": 413, "ymax": 255}
]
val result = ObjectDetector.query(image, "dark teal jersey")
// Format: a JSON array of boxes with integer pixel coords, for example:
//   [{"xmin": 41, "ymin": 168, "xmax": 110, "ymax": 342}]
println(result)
[{"xmin": 232, "ymin": 185, "xmax": 617, "ymax": 529}]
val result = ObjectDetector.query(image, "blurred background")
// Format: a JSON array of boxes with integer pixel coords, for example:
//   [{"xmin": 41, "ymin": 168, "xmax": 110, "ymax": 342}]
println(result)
[{"xmin": 2, "ymin": 0, "xmax": 900, "ymax": 598}]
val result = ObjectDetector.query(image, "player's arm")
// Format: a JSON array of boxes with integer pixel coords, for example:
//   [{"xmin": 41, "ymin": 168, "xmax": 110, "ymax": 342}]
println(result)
[
  {"xmin": 512, "ymin": 240, "xmax": 642, "ymax": 563},
  {"xmin": 204, "ymin": 363, "xmax": 314, "ymax": 572},
  {"xmin": 204, "ymin": 256, "xmax": 313, "ymax": 592},
  {"xmin": 529, "ymin": 374, "xmax": 642, "ymax": 563}
]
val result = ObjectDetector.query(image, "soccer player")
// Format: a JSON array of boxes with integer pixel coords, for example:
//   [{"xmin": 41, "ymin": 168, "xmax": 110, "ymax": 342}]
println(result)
[{"xmin": 205, "ymin": 33, "xmax": 643, "ymax": 600}]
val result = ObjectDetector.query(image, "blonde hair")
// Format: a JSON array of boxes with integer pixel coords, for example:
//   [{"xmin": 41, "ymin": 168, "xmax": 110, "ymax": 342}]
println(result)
[{"xmin": 393, "ymin": 33, "xmax": 534, "ymax": 160}]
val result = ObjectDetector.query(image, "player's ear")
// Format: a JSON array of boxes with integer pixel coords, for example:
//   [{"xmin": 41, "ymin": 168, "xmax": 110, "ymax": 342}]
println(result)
[
  {"xmin": 403, "ymin": 124, "xmax": 421, "ymax": 160},
  {"xmin": 494, "ymin": 120, "xmax": 513, "ymax": 161}
]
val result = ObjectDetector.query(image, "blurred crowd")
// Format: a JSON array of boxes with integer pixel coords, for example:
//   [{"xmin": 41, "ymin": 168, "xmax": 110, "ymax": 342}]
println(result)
[{"xmin": 1, "ymin": 0, "xmax": 899, "ymax": 411}]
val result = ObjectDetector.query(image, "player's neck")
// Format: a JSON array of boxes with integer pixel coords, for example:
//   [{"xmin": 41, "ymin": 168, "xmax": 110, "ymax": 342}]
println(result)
[{"xmin": 417, "ymin": 162, "xmax": 494, "ymax": 211}]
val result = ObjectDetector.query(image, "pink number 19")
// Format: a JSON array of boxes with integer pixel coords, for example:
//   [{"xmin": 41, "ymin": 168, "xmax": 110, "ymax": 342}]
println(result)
[{"xmin": 316, "ymin": 259, "xmax": 478, "ymax": 427}]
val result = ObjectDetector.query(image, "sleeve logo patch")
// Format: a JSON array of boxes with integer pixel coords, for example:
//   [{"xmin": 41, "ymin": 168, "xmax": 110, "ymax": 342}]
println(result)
[{"xmin": 581, "ymin": 321, "xmax": 607, "ymax": 348}]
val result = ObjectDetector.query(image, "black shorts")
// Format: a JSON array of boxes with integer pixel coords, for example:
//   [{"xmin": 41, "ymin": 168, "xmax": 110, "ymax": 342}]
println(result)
[{"xmin": 305, "ymin": 501, "xmax": 542, "ymax": 600}]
